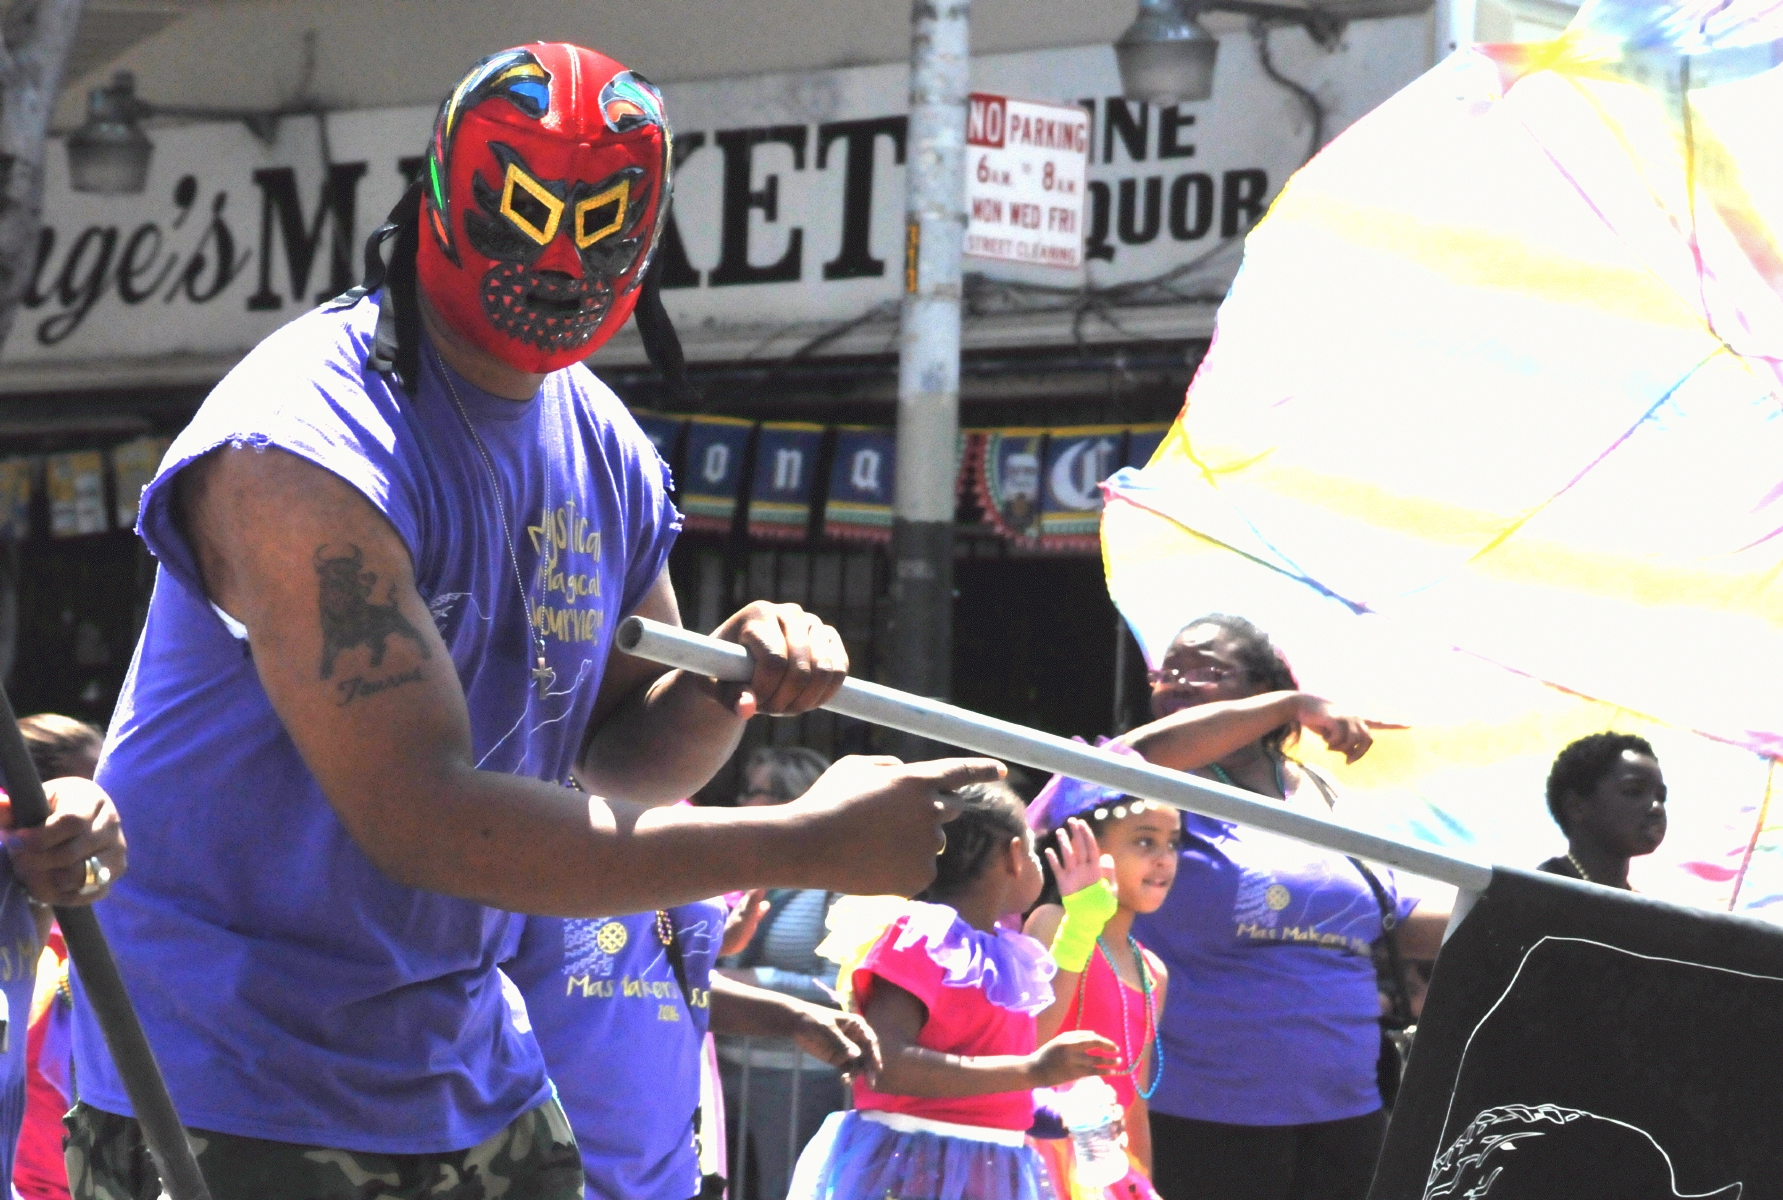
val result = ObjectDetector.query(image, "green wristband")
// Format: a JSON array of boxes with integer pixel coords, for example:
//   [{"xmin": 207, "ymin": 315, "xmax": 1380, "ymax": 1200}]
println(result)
[{"xmin": 1050, "ymin": 879, "xmax": 1119, "ymax": 973}]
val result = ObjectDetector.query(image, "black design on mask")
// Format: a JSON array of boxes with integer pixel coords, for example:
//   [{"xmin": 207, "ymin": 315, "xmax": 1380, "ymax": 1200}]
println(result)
[{"xmin": 463, "ymin": 144, "xmax": 654, "ymax": 354}]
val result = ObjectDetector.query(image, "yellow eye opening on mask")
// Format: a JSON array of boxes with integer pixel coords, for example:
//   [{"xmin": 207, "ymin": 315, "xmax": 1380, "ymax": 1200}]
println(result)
[
  {"xmin": 575, "ymin": 179, "xmax": 629, "ymax": 249},
  {"xmin": 499, "ymin": 163, "xmax": 564, "ymax": 245}
]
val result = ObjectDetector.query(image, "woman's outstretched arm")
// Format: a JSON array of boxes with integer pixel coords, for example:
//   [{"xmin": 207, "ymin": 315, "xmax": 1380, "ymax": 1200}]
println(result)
[{"xmin": 1116, "ymin": 692, "xmax": 1375, "ymax": 769}]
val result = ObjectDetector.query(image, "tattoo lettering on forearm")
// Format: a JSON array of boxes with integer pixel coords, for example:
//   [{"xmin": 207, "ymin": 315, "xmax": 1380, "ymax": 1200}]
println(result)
[
  {"xmin": 315, "ymin": 544, "xmax": 432, "ymax": 679},
  {"xmin": 337, "ymin": 667, "xmax": 426, "ymax": 707}
]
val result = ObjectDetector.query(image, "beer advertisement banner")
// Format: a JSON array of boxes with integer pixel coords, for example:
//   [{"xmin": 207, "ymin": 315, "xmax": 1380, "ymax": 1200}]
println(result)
[
  {"xmin": 680, "ymin": 416, "xmax": 754, "ymax": 533},
  {"xmin": 0, "ymin": 458, "xmax": 33, "ymax": 540},
  {"xmin": 975, "ymin": 430, "xmax": 1047, "ymax": 542},
  {"xmin": 1373, "ymin": 868, "xmax": 1783, "ymax": 1200},
  {"xmin": 656, "ymin": 417, "xmax": 1167, "ymax": 549},
  {"xmin": 47, "ymin": 450, "xmax": 106, "ymax": 537},
  {"xmin": 1124, "ymin": 423, "xmax": 1169, "ymax": 471},
  {"xmin": 1038, "ymin": 425, "xmax": 1124, "ymax": 550},
  {"xmin": 824, "ymin": 427, "xmax": 895, "ymax": 543},
  {"xmin": 747, "ymin": 422, "xmax": 825, "ymax": 541},
  {"xmin": 111, "ymin": 436, "xmax": 170, "ymax": 531},
  {"xmin": 631, "ymin": 412, "xmax": 687, "ymax": 486}
]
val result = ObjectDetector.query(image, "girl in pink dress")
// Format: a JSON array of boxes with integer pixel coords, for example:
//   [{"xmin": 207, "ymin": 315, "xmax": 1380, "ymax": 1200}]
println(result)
[
  {"xmin": 789, "ymin": 782, "xmax": 1118, "ymax": 1200},
  {"xmin": 1024, "ymin": 744, "xmax": 1175, "ymax": 1200}
]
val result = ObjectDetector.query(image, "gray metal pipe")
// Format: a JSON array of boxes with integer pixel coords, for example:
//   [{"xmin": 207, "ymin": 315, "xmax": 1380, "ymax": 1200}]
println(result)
[{"xmin": 615, "ymin": 616, "xmax": 1495, "ymax": 894}]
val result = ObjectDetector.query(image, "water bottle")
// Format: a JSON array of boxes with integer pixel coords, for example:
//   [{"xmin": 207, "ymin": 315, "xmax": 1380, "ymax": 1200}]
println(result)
[{"xmin": 1058, "ymin": 1076, "xmax": 1127, "ymax": 1190}]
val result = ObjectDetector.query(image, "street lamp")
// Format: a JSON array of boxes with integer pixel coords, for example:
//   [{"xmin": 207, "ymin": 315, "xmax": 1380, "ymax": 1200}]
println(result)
[
  {"xmin": 1115, "ymin": 0, "xmax": 1223, "ymax": 104},
  {"xmin": 65, "ymin": 73, "xmax": 152, "ymax": 195},
  {"xmin": 1115, "ymin": 0, "xmax": 1429, "ymax": 102},
  {"xmin": 66, "ymin": 70, "xmax": 294, "ymax": 195}
]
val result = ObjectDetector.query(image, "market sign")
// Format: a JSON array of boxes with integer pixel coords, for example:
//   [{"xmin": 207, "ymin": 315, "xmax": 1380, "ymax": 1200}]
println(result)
[
  {"xmin": 2, "ymin": 28, "xmax": 1429, "ymax": 371},
  {"xmin": 965, "ymin": 92, "xmax": 1089, "ymax": 269}
]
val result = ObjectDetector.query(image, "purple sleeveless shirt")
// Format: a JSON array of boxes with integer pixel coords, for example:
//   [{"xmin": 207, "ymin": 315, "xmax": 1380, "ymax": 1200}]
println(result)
[{"xmin": 73, "ymin": 293, "xmax": 680, "ymax": 1153}]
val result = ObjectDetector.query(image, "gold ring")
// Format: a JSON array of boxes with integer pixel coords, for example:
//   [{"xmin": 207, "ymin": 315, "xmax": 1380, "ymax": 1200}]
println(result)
[{"xmin": 78, "ymin": 856, "xmax": 110, "ymax": 896}]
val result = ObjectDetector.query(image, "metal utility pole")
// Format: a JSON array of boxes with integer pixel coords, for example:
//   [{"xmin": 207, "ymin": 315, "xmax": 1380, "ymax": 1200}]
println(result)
[
  {"xmin": 888, "ymin": 0, "xmax": 968, "ymax": 747},
  {"xmin": 0, "ymin": 0, "xmax": 86, "ymax": 352}
]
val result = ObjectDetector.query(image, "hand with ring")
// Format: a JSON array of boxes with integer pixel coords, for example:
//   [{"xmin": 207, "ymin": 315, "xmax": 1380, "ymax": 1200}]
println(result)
[{"xmin": 2, "ymin": 777, "xmax": 127, "ymax": 907}]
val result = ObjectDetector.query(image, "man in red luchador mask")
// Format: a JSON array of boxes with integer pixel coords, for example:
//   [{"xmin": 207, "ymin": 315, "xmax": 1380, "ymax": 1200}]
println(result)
[
  {"xmin": 65, "ymin": 41, "xmax": 994, "ymax": 1200},
  {"xmin": 416, "ymin": 44, "xmax": 672, "ymax": 373}
]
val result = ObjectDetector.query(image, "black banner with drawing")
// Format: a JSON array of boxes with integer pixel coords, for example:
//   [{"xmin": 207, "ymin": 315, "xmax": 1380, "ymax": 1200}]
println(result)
[{"xmin": 1374, "ymin": 868, "xmax": 1783, "ymax": 1200}]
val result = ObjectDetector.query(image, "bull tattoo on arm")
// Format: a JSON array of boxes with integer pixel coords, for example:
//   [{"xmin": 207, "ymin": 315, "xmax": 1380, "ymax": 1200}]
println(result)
[{"xmin": 315, "ymin": 544, "xmax": 432, "ymax": 680}]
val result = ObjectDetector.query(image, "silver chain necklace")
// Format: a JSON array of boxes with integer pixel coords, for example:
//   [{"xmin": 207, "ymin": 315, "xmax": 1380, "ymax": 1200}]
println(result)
[{"xmin": 433, "ymin": 347, "xmax": 556, "ymax": 697}]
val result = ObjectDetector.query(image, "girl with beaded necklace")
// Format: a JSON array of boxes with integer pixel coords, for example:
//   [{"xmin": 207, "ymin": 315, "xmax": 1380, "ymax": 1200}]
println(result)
[{"xmin": 1023, "ymin": 742, "xmax": 1175, "ymax": 1200}]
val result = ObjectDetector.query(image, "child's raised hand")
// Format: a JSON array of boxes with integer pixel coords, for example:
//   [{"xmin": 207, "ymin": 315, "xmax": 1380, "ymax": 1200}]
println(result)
[
  {"xmin": 1046, "ymin": 818, "xmax": 1115, "ymax": 899},
  {"xmin": 1028, "ymin": 1030, "xmax": 1120, "ymax": 1087}
]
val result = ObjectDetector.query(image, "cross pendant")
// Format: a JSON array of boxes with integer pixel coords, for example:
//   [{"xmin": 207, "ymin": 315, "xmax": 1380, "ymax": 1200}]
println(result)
[{"xmin": 533, "ymin": 656, "xmax": 556, "ymax": 696}]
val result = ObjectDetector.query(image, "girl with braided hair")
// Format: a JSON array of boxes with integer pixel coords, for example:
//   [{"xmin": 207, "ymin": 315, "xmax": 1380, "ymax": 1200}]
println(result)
[
  {"xmin": 1022, "ymin": 744, "xmax": 1176, "ymax": 1200},
  {"xmin": 790, "ymin": 782, "xmax": 1118, "ymax": 1200}
]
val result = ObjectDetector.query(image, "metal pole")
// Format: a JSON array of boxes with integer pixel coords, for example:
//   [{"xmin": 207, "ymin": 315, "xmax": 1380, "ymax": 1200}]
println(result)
[
  {"xmin": 786, "ymin": 1050, "xmax": 804, "ymax": 1183},
  {"xmin": 889, "ymin": 0, "xmax": 970, "ymax": 754},
  {"xmin": 617, "ymin": 618, "xmax": 1495, "ymax": 893},
  {"xmin": 0, "ymin": 685, "xmax": 211, "ymax": 1200},
  {"xmin": 1432, "ymin": 0, "xmax": 1477, "ymax": 62},
  {"xmin": 736, "ymin": 1038, "xmax": 752, "ymax": 1200},
  {"xmin": 1111, "ymin": 613, "xmax": 1131, "ymax": 734}
]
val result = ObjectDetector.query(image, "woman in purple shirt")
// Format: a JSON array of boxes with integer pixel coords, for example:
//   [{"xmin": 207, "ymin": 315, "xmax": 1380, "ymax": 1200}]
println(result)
[{"xmin": 1118, "ymin": 614, "xmax": 1452, "ymax": 1200}]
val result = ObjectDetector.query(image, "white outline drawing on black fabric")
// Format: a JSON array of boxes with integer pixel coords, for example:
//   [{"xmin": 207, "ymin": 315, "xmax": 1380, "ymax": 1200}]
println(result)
[
  {"xmin": 1422, "ymin": 936, "xmax": 1777, "ymax": 1200},
  {"xmin": 1424, "ymin": 1104, "xmax": 1741, "ymax": 1200}
]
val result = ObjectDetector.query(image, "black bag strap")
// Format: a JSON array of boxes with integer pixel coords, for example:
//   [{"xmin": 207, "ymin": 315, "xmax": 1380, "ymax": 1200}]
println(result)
[
  {"xmin": 634, "ymin": 250, "xmax": 701, "ymax": 410},
  {"xmin": 1301, "ymin": 765, "xmax": 1415, "ymax": 1030},
  {"xmin": 660, "ymin": 910, "xmax": 694, "ymax": 1009},
  {"xmin": 332, "ymin": 179, "xmax": 424, "ymax": 393}
]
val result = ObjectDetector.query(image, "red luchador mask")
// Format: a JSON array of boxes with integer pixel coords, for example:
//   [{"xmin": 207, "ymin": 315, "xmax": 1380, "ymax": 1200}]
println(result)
[{"xmin": 417, "ymin": 43, "xmax": 671, "ymax": 373}]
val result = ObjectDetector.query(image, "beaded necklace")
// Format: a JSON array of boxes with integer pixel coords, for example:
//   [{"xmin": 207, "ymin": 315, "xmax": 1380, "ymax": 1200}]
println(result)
[
  {"xmin": 1564, "ymin": 851, "xmax": 1634, "ymax": 891},
  {"xmin": 1070, "ymin": 932, "xmax": 1164, "ymax": 1101}
]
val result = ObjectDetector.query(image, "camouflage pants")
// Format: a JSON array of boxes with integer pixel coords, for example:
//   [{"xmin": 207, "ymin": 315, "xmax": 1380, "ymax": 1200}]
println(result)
[{"xmin": 65, "ymin": 1099, "xmax": 585, "ymax": 1200}]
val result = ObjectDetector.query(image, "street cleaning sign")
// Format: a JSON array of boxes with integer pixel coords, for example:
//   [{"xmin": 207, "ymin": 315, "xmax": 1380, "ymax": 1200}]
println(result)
[{"xmin": 965, "ymin": 92, "xmax": 1090, "ymax": 269}]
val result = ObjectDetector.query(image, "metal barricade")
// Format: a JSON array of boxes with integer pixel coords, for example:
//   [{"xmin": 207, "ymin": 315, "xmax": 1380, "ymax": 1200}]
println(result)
[{"xmin": 720, "ymin": 1035, "xmax": 847, "ymax": 1200}]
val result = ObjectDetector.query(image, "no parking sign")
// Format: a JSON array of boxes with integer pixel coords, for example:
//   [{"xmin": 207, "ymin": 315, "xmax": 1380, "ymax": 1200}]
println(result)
[{"xmin": 965, "ymin": 92, "xmax": 1090, "ymax": 269}]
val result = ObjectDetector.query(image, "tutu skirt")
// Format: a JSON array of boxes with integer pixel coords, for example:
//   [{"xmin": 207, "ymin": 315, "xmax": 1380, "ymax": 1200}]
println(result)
[{"xmin": 788, "ymin": 1111, "xmax": 1056, "ymax": 1200}]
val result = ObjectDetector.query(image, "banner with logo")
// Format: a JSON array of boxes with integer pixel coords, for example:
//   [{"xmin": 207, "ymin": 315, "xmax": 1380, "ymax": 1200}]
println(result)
[
  {"xmin": 1039, "ymin": 425, "xmax": 1124, "ymax": 550},
  {"xmin": 631, "ymin": 412, "xmax": 687, "ymax": 488},
  {"xmin": 646, "ymin": 412, "xmax": 1167, "ymax": 550},
  {"xmin": 680, "ymin": 416, "xmax": 754, "ymax": 533},
  {"xmin": 824, "ymin": 426, "xmax": 896, "ymax": 543},
  {"xmin": 47, "ymin": 451, "xmax": 105, "ymax": 537},
  {"xmin": 748, "ymin": 422, "xmax": 826, "ymax": 540},
  {"xmin": 110, "ymin": 436, "xmax": 170, "ymax": 531},
  {"xmin": 0, "ymin": 458, "xmax": 33, "ymax": 540},
  {"xmin": 973, "ymin": 430, "xmax": 1047, "ymax": 542},
  {"xmin": 1123, "ymin": 423, "xmax": 1170, "ymax": 471}
]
